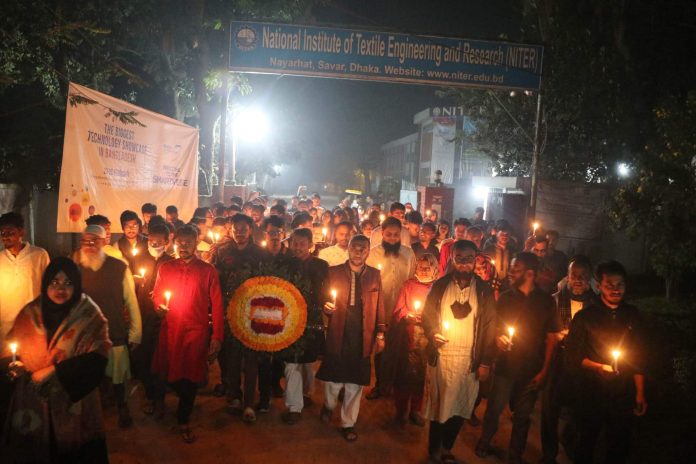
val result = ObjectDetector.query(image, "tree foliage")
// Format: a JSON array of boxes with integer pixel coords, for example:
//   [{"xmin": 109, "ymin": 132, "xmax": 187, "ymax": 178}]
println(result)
[{"xmin": 609, "ymin": 93, "xmax": 696, "ymax": 298}]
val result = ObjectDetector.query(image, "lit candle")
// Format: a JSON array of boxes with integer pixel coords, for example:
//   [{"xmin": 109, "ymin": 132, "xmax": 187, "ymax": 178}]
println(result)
[
  {"xmin": 379, "ymin": 214, "xmax": 386, "ymax": 222},
  {"xmin": 331, "ymin": 289, "xmax": 337, "ymax": 305},
  {"xmin": 214, "ymin": 232, "xmax": 221, "ymax": 243},
  {"xmin": 261, "ymin": 240, "xmax": 267, "ymax": 248},
  {"xmin": 164, "ymin": 290, "xmax": 172, "ymax": 308},
  {"xmin": 413, "ymin": 300, "xmax": 422, "ymax": 313},
  {"xmin": 207, "ymin": 231, "xmax": 214, "ymax": 241},
  {"xmin": 131, "ymin": 245, "xmax": 138, "ymax": 256},
  {"xmin": 173, "ymin": 244, "xmax": 179, "ymax": 258},
  {"xmin": 322, "ymin": 227, "xmax": 328, "ymax": 241},
  {"xmin": 9, "ymin": 342, "xmax": 17, "ymax": 363},
  {"xmin": 139, "ymin": 267, "xmax": 146, "ymax": 279},
  {"xmin": 611, "ymin": 349, "xmax": 621, "ymax": 373},
  {"xmin": 533, "ymin": 222, "xmax": 540, "ymax": 233},
  {"xmin": 507, "ymin": 326, "xmax": 516, "ymax": 344},
  {"xmin": 443, "ymin": 321, "xmax": 450, "ymax": 334},
  {"xmin": 377, "ymin": 264, "xmax": 382, "ymax": 271},
  {"xmin": 426, "ymin": 209, "xmax": 431, "ymax": 216},
  {"xmin": 491, "ymin": 259, "xmax": 496, "ymax": 266}
]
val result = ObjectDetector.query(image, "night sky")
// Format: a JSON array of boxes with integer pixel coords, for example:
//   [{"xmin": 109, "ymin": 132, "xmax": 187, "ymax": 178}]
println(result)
[{"xmin": 237, "ymin": 0, "xmax": 523, "ymax": 193}]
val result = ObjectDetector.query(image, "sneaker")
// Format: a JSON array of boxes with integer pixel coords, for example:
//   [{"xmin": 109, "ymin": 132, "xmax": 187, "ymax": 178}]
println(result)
[
  {"xmin": 227, "ymin": 398, "xmax": 242, "ymax": 415},
  {"xmin": 243, "ymin": 407, "xmax": 256, "ymax": 423},
  {"xmin": 257, "ymin": 400, "xmax": 270, "ymax": 413},
  {"xmin": 282, "ymin": 411, "xmax": 301, "ymax": 425}
]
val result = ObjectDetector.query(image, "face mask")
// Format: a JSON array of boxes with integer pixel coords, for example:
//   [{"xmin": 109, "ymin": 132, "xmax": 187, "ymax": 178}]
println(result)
[{"xmin": 148, "ymin": 245, "xmax": 166, "ymax": 258}]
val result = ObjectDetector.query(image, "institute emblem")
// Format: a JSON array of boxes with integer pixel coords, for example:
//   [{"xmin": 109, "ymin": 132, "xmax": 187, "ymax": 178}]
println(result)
[{"xmin": 234, "ymin": 26, "xmax": 257, "ymax": 51}]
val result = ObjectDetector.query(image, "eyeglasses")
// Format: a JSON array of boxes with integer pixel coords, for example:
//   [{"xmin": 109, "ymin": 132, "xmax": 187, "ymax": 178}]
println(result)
[
  {"xmin": 49, "ymin": 279, "xmax": 74, "ymax": 289},
  {"xmin": 80, "ymin": 239, "xmax": 102, "ymax": 247},
  {"xmin": 123, "ymin": 224, "xmax": 139, "ymax": 230},
  {"xmin": 453, "ymin": 256, "xmax": 476, "ymax": 264}
]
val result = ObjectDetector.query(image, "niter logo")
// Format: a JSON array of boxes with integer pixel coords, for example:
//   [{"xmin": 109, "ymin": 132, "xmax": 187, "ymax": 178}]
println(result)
[{"xmin": 235, "ymin": 26, "xmax": 257, "ymax": 51}]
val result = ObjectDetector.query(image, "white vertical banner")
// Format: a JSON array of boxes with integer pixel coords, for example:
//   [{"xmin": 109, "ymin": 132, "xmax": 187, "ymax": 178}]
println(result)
[
  {"xmin": 57, "ymin": 83, "xmax": 199, "ymax": 232},
  {"xmin": 431, "ymin": 117, "xmax": 456, "ymax": 184}
]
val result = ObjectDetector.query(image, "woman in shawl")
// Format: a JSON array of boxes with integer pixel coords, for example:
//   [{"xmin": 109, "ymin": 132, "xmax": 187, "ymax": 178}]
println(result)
[
  {"xmin": 2, "ymin": 257, "xmax": 111, "ymax": 463},
  {"xmin": 385, "ymin": 253, "xmax": 439, "ymax": 428}
]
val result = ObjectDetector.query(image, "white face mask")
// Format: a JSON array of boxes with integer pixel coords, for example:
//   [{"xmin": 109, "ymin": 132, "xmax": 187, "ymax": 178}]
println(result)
[{"xmin": 148, "ymin": 245, "xmax": 166, "ymax": 258}]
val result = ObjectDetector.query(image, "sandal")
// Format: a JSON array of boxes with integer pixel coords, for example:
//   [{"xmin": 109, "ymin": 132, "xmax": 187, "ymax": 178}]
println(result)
[
  {"xmin": 179, "ymin": 425, "xmax": 196, "ymax": 444},
  {"xmin": 341, "ymin": 426, "xmax": 358, "ymax": 442}
]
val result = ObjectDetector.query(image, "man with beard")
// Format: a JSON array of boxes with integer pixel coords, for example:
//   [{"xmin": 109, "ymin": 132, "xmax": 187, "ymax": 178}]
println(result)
[
  {"xmin": 281, "ymin": 228, "xmax": 329, "ymax": 424},
  {"xmin": 365, "ymin": 216, "xmax": 415, "ymax": 400},
  {"xmin": 209, "ymin": 214, "xmax": 270, "ymax": 422},
  {"xmin": 483, "ymin": 224, "xmax": 515, "ymax": 282},
  {"xmin": 370, "ymin": 202, "xmax": 412, "ymax": 248},
  {"xmin": 131, "ymin": 224, "xmax": 174, "ymax": 417},
  {"xmin": 476, "ymin": 252, "xmax": 561, "ymax": 463},
  {"xmin": 438, "ymin": 218, "xmax": 470, "ymax": 276},
  {"xmin": 317, "ymin": 235, "xmax": 385, "ymax": 442},
  {"xmin": 117, "ymin": 210, "xmax": 149, "ymax": 273},
  {"xmin": 422, "ymin": 240, "xmax": 497, "ymax": 464},
  {"xmin": 564, "ymin": 261, "xmax": 646, "ymax": 464},
  {"xmin": 77, "ymin": 224, "xmax": 141, "ymax": 428},
  {"xmin": 151, "ymin": 225, "xmax": 223, "ymax": 443},
  {"xmin": 318, "ymin": 221, "xmax": 353, "ymax": 266},
  {"xmin": 85, "ymin": 214, "xmax": 125, "ymax": 261},
  {"xmin": 541, "ymin": 255, "xmax": 596, "ymax": 464}
]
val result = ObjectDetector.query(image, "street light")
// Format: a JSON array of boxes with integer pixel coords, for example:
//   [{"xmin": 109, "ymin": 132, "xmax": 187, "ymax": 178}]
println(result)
[{"xmin": 617, "ymin": 162, "xmax": 631, "ymax": 178}]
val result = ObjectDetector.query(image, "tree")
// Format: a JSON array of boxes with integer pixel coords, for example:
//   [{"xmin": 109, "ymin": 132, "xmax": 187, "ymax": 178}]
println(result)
[{"xmin": 609, "ymin": 92, "xmax": 696, "ymax": 299}]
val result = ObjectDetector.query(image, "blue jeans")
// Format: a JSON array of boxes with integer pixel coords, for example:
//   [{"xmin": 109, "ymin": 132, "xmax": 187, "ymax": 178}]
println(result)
[{"xmin": 480, "ymin": 373, "xmax": 539, "ymax": 460}]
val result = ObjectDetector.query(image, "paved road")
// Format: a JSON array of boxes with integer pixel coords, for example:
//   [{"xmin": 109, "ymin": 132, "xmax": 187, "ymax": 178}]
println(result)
[{"xmin": 105, "ymin": 363, "xmax": 572, "ymax": 464}]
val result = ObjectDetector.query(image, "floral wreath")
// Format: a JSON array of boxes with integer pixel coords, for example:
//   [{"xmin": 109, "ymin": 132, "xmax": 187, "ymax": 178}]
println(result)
[{"xmin": 228, "ymin": 275, "xmax": 307, "ymax": 352}]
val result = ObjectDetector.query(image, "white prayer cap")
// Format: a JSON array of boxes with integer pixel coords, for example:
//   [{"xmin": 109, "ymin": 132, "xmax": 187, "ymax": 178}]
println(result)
[{"xmin": 83, "ymin": 224, "xmax": 106, "ymax": 239}]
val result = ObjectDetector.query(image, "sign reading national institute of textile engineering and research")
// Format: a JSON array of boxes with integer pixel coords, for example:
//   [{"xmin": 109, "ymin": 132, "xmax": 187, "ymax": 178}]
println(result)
[{"xmin": 229, "ymin": 21, "xmax": 543, "ymax": 91}]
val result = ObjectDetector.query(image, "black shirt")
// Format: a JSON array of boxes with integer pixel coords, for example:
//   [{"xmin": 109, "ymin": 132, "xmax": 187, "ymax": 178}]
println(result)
[
  {"xmin": 496, "ymin": 286, "xmax": 562, "ymax": 379},
  {"xmin": 565, "ymin": 299, "xmax": 643, "ymax": 402}
]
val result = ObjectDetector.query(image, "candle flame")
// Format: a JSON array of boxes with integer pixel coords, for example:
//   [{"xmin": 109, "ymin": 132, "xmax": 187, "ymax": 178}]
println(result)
[
  {"xmin": 426, "ymin": 210, "xmax": 431, "ymax": 216},
  {"xmin": 261, "ymin": 240, "xmax": 267, "ymax": 247},
  {"xmin": 164, "ymin": 290, "xmax": 172, "ymax": 305},
  {"xmin": 214, "ymin": 233, "xmax": 221, "ymax": 242},
  {"xmin": 377, "ymin": 264, "xmax": 382, "ymax": 270},
  {"xmin": 491, "ymin": 259, "xmax": 496, "ymax": 266},
  {"xmin": 612, "ymin": 349, "xmax": 621, "ymax": 360},
  {"xmin": 139, "ymin": 268, "xmax": 146, "ymax": 278},
  {"xmin": 131, "ymin": 247, "xmax": 138, "ymax": 256},
  {"xmin": 414, "ymin": 300, "xmax": 422, "ymax": 311},
  {"xmin": 507, "ymin": 326, "xmax": 516, "ymax": 337},
  {"xmin": 330, "ymin": 289, "xmax": 337, "ymax": 299},
  {"xmin": 207, "ymin": 231, "xmax": 214, "ymax": 240},
  {"xmin": 443, "ymin": 321, "xmax": 450, "ymax": 331},
  {"xmin": 322, "ymin": 227, "xmax": 328, "ymax": 237},
  {"xmin": 9, "ymin": 342, "xmax": 17, "ymax": 354},
  {"xmin": 379, "ymin": 214, "xmax": 386, "ymax": 222},
  {"xmin": 533, "ymin": 222, "xmax": 540, "ymax": 231}
]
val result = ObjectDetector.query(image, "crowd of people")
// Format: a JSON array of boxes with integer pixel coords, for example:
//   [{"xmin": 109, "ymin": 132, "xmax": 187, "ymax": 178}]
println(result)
[{"xmin": 0, "ymin": 192, "xmax": 647, "ymax": 463}]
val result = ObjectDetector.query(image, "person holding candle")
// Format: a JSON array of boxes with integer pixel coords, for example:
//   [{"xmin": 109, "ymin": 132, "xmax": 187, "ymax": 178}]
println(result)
[
  {"xmin": 150, "ymin": 225, "xmax": 224, "ymax": 443},
  {"xmin": 476, "ymin": 252, "xmax": 562, "ymax": 463},
  {"xmin": 77, "ymin": 224, "xmax": 141, "ymax": 429},
  {"xmin": 365, "ymin": 216, "xmax": 416, "ymax": 400},
  {"xmin": 564, "ymin": 260, "xmax": 646, "ymax": 463},
  {"xmin": 483, "ymin": 223, "xmax": 515, "ymax": 282},
  {"xmin": 540, "ymin": 254, "xmax": 595, "ymax": 463},
  {"xmin": 116, "ymin": 210, "xmax": 148, "ymax": 273},
  {"xmin": 1, "ymin": 257, "xmax": 111, "ymax": 463},
  {"xmin": 131, "ymin": 224, "xmax": 174, "ymax": 417},
  {"xmin": 421, "ymin": 240, "xmax": 497, "ymax": 464},
  {"xmin": 317, "ymin": 235, "xmax": 385, "ymax": 442},
  {"xmin": 209, "ymin": 214, "xmax": 270, "ymax": 420},
  {"xmin": 369, "ymin": 202, "xmax": 412, "ymax": 249},
  {"xmin": 85, "ymin": 214, "xmax": 126, "ymax": 262},
  {"xmin": 383, "ymin": 253, "xmax": 440, "ymax": 428}
]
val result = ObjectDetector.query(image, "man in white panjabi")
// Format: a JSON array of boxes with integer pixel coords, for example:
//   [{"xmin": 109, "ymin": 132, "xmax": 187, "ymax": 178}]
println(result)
[{"xmin": 422, "ymin": 240, "xmax": 497, "ymax": 464}]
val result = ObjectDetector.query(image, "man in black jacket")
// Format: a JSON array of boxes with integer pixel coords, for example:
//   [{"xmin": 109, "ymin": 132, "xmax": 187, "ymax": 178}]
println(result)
[
  {"xmin": 564, "ymin": 260, "xmax": 646, "ymax": 464},
  {"xmin": 421, "ymin": 239, "xmax": 497, "ymax": 464}
]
